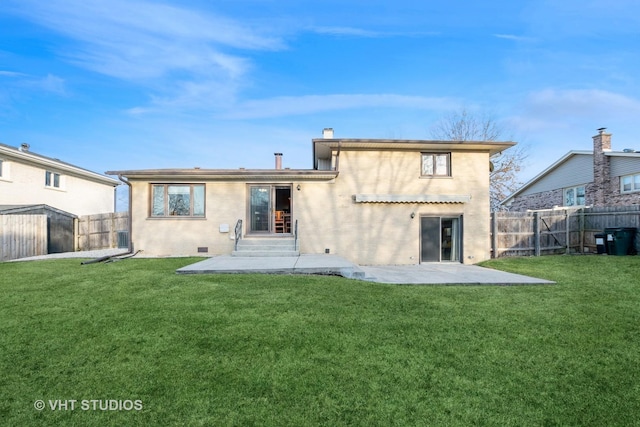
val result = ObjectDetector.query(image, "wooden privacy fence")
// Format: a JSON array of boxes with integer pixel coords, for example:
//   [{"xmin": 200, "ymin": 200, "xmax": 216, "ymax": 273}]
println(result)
[
  {"xmin": 76, "ymin": 212, "xmax": 129, "ymax": 251},
  {"xmin": 0, "ymin": 214, "xmax": 47, "ymax": 261},
  {"xmin": 492, "ymin": 206, "xmax": 640, "ymax": 257}
]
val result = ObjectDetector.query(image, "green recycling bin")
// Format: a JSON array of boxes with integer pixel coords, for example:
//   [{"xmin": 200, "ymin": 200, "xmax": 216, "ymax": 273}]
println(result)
[{"xmin": 604, "ymin": 227, "xmax": 637, "ymax": 255}]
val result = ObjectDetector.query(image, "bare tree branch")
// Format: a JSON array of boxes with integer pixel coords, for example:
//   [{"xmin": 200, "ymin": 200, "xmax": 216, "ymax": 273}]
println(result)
[{"xmin": 429, "ymin": 108, "xmax": 526, "ymax": 211}]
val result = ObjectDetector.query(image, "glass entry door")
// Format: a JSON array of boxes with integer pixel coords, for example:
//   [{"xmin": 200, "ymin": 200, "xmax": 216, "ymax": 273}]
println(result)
[
  {"xmin": 248, "ymin": 185, "xmax": 292, "ymax": 234},
  {"xmin": 420, "ymin": 216, "xmax": 461, "ymax": 262},
  {"xmin": 249, "ymin": 186, "xmax": 270, "ymax": 232}
]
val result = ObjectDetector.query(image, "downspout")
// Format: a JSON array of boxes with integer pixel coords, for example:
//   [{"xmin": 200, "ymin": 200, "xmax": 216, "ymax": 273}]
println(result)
[
  {"xmin": 80, "ymin": 173, "xmax": 134, "ymax": 264},
  {"xmin": 118, "ymin": 174, "xmax": 134, "ymax": 254}
]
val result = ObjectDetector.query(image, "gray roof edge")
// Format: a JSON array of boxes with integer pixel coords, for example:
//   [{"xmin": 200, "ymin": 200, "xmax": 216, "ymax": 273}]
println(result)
[
  {"xmin": 0, "ymin": 204, "xmax": 78, "ymax": 217},
  {"xmin": 106, "ymin": 169, "xmax": 339, "ymax": 180}
]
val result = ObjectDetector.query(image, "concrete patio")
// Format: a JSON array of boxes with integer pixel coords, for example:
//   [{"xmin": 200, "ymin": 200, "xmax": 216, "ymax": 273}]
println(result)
[
  {"xmin": 9, "ymin": 250, "xmax": 554, "ymax": 285},
  {"xmin": 176, "ymin": 254, "xmax": 555, "ymax": 285}
]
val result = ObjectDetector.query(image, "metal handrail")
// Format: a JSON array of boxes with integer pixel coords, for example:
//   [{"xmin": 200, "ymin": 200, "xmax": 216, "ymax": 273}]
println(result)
[
  {"xmin": 294, "ymin": 219, "xmax": 298, "ymax": 251},
  {"xmin": 234, "ymin": 219, "xmax": 242, "ymax": 251}
]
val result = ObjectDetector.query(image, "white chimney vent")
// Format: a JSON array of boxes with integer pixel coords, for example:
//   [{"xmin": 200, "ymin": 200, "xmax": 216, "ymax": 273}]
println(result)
[
  {"xmin": 19, "ymin": 143, "xmax": 30, "ymax": 152},
  {"xmin": 322, "ymin": 128, "xmax": 334, "ymax": 139},
  {"xmin": 274, "ymin": 153, "xmax": 283, "ymax": 170}
]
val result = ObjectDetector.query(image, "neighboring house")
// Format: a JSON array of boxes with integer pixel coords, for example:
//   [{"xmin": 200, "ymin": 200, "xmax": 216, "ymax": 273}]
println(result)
[
  {"xmin": 107, "ymin": 129, "xmax": 515, "ymax": 265},
  {"xmin": 502, "ymin": 129, "xmax": 640, "ymax": 211},
  {"xmin": 0, "ymin": 143, "xmax": 119, "ymax": 216}
]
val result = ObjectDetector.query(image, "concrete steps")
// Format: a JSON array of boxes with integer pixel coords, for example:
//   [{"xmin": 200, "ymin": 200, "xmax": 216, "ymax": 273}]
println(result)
[{"xmin": 232, "ymin": 237, "xmax": 299, "ymax": 257}]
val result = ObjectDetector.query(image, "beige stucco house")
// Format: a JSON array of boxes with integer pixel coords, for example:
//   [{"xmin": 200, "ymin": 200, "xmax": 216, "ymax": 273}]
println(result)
[
  {"xmin": 0, "ymin": 143, "xmax": 119, "ymax": 216},
  {"xmin": 107, "ymin": 129, "xmax": 515, "ymax": 265}
]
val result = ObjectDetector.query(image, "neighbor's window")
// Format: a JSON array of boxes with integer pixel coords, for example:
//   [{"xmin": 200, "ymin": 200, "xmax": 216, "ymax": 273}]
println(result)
[
  {"xmin": 151, "ymin": 184, "xmax": 205, "ymax": 217},
  {"xmin": 45, "ymin": 171, "xmax": 61, "ymax": 188},
  {"xmin": 621, "ymin": 174, "xmax": 640, "ymax": 193},
  {"xmin": 421, "ymin": 153, "xmax": 451, "ymax": 177},
  {"xmin": 564, "ymin": 185, "xmax": 585, "ymax": 206}
]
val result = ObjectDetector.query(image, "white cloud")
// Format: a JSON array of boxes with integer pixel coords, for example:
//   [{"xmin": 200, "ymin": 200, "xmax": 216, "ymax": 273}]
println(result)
[
  {"xmin": 5, "ymin": 0, "xmax": 284, "ymax": 108},
  {"xmin": 310, "ymin": 26, "xmax": 439, "ymax": 38},
  {"xmin": 0, "ymin": 71, "xmax": 66, "ymax": 95},
  {"xmin": 0, "ymin": 70, "xmax": 28, "ymax": 77},
  {"xmin": 16, "ymin": 0, "xmax": 281, "ymax": 79},
  {"xmin": 527, "ymin": 88, "xmax": 640, "ymax": 118},
  {"xmin": 219, "ymin": 94, "xmax": 458, "ymax": 119},
  {"xmin": 36, "ymin": 74, "xmax": 66, "ymax": 95},
  {"xmin": 493, "ymin": 34, "xmax": 536, "ymax": 42},
  {"xmin": 506, "ymin": 88, "xmax": 640, "ymax": 136},
  {"xmin": 310, "ymin": 26, "xmax": 382, "ymax": 37}
]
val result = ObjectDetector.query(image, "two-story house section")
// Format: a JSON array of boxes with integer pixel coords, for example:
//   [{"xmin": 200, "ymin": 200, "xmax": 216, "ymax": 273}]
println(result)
[
  {"xmin": 107, "ymin": 129, "xmax": 515, "ymax": 265},
  {"xmin": 502, "ymin": 128, "xmax": 640, "ymax": 211},
  {"xmin": 0, "ymin": 143, "xmax": 119, "ymax": 216}
]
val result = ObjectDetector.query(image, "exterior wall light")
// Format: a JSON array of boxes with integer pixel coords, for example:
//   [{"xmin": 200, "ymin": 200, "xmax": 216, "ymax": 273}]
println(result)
[
  {"xmin": 410, "ymin": 212, "xmax": 416, "ymax": 219},
  {"xmin": 297, "ymin": 184, "xmax": 301, "ymax": 191}
]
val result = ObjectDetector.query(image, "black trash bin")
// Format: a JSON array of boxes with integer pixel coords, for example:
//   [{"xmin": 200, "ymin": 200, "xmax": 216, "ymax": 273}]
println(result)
[
  {"xmin": 594, "ymin": 233, "xmax": 607, "ymax": 254},
  {"xmin": 604, "ymin": 227, "xmax": 637, "ymax": 255}
]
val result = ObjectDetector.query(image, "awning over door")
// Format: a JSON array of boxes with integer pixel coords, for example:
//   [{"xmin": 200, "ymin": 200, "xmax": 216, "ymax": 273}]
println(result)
[{"xmin": 354, "ymin": 194, "xmax": 471, "ymax": 204}]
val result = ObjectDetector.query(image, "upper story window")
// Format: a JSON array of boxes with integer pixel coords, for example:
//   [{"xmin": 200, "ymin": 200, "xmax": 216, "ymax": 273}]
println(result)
[
  {"xmin": 564, "ymin": 185, "xmax": 585, "ymax": 206},
  {"xmin": 45, "ymin": 171, "xmax": 61, "ymax": 188},
  {"xmin": 151, "ymin": 184, "xmax": 205, "ymax": 217},
  {"xmin": 0, "ymin": 159, "xmax": 10, "ymax": 180},
  {"xmin": 421, "ymin": 153, "xmax": 451, "ymax": 177},
  {"xmin": 621, "ymin": 174, "xmax": 640, "ymax": 193}
]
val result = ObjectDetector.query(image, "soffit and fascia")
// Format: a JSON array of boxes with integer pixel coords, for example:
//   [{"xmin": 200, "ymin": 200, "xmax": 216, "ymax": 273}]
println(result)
[
  {"xmin": 105, "ymin": 169, "xmax": 339, "ymax": 182},
  {"xmin": 313, "ymin": 139, "xmax": 517, "ymax": 161}
]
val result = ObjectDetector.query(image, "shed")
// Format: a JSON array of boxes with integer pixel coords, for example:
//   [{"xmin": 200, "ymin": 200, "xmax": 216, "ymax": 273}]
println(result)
[{"xmin": 0, "ymin": 204, "xmax": 77, "ymax": 254}]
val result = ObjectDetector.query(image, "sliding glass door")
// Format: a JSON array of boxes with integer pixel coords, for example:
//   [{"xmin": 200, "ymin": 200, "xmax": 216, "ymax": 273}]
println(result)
[
  {"xmin": 248, "ymin": 185, "xmax": 292, "ymax": 234},
  {"xmin": 420, "ymin": 216, "xmax": 462, "ymax": 262}
]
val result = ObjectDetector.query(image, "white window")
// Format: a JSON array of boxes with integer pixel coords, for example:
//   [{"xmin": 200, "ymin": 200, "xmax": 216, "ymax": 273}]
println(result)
[
  {"xmin": 151, "ymin": 184, "xmax": 205, "ymax": 217},
  {"xmin": 564, "ymin": 185, "xmax": 585, "ymax": 206},
  {"xmin": 0, "ymin": 159, "xmax": 10, "ymax": 180},
  {"xmin": 45, "ymin": 171, "xmax": 61, "ymax": 188},
  {"xmin": 421, "ymin": 153, "xmax": 451, "ymax": 177},
  {"xmin": 621, "ymin": 174, "xmax": 640, "ymax": 193}
]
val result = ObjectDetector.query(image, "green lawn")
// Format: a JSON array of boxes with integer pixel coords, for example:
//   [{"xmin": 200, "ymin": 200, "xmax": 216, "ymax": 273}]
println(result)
[{"xmin": 1, "ymin": 255, "xmax": 639, "ymax": 426}]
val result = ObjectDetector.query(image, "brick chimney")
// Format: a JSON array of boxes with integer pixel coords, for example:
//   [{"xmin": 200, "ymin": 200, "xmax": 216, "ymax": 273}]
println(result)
[
  {"xmin": 274, "ymin": 153, "xmax": 283, "ymax": 170},
  {"xmin": 592, "ymin": 128, "xmax": 612, "ymax": 206}
]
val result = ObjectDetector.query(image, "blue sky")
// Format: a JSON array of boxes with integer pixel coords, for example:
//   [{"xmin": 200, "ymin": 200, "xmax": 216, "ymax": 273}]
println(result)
[{"xmin": 2, "ymin": 0, "xmax": 640, "ymax": 185}]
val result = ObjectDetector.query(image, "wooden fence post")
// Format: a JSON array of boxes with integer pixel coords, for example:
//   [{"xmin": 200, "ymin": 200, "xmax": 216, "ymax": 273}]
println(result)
[
  {"xmin": 534, "ymin": 211, "xmax": 541, "ymax": 256},
  {"xmin": 565, "ymin": 210, "xmax": 570, "ymax": 254},
  {"xmin": 579, "ymin": 209, "xmax": 584, "ymax": 254},
  {"xmin": 491, "ymin": 212, "xmax": 497, "ymax": 258}
]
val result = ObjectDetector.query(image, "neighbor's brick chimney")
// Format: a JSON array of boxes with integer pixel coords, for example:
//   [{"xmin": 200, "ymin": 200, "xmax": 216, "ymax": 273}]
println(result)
[
  {"xmin": 274, "ymin": 152, "xmax": 283, "ymax": 170},
  {"xmin": 592, "ymin": 128, "xmax": 612, "ymax": 206}
]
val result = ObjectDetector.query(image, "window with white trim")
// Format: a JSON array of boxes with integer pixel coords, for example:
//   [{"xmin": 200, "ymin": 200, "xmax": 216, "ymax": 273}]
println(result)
[
  {"xmin": 151, "ymin": 184, "xmax": 205, "ymax": 217},
  {"xmin": 564, "ymin": 185, "xmax": 585, "ymax": 206},
  {"xmin": 621, "ymin": 174, "xmax": 640, "ymax": 193},
  {"xmin": 421, "ymin": 153, "xmax": 451, "ymax": 177},
  {"xmin": 45, "ymin": 171, "xmax": 61, "ymax": 188}
]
